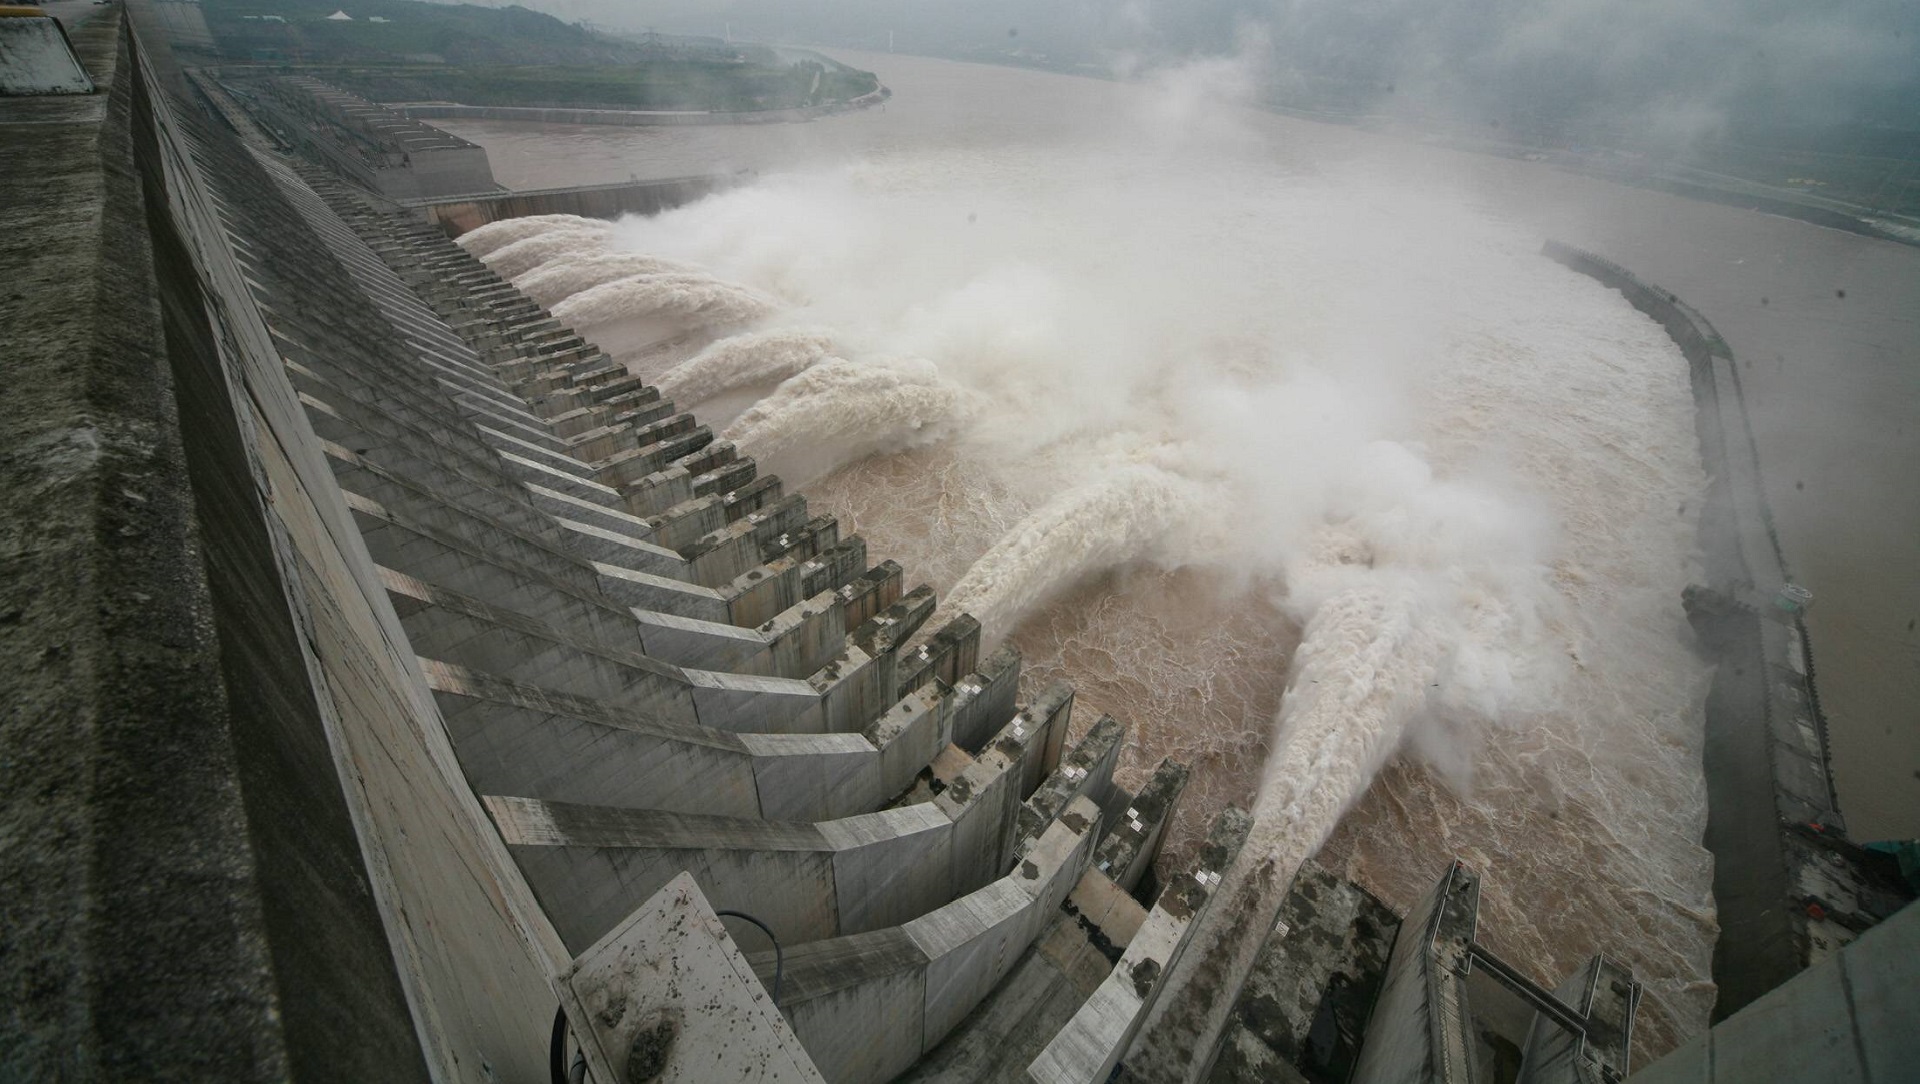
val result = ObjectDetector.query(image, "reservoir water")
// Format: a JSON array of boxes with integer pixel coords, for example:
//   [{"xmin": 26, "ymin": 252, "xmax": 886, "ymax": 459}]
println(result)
[{"xmin": 437, "ymin": 50, "xmax": 1920, "ymax": 1060}]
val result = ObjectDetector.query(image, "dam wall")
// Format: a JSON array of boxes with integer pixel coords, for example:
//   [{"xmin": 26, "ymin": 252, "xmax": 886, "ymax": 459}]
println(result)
[
  {"xmin": 412, "ymin": 175, "xmax": 735, "ymax": 237},
  {"xmin": 1543, "ymin": 240, "xmax": 1910, "ymax": 1021},
  {"xmin": 396, "ymin": 86, "xmax": 890, "ymax": 130},
  {"xmin": 5, "ymin": 8, "xmax": 556, "ymax": 1078},
  {"xmin": 1, "ymin": 7, "xmax": 1227, "ymax": 1080}
]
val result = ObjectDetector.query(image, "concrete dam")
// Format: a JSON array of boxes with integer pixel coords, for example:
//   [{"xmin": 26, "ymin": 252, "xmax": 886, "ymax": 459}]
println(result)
[{"xmin": 2, "ymin": 5, "xmax": 1913, "ymax": 1084}]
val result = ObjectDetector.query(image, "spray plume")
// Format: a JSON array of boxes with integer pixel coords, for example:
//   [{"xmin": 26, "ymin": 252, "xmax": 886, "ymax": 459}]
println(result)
[
  {"xmin": 552, "ymin": 272, "xmax": 781, "ymax": 334},
  {"xmin": 482, "ymin": 228, "xmax": 613, "ymax": 280},
  {"xmin": 457, "ymin": 214, "xmax": 609, "ymax": 259},
  {"xmin": 722, "ymin": 356, "xmax": 980, "ymax": 484},
  {"xmin": 514, "ymin": 252, "xmax": 707, "ymax": 307},
  {"xmin": 655, "ymin": 328, "xmax": 839, "ymax": 407}
]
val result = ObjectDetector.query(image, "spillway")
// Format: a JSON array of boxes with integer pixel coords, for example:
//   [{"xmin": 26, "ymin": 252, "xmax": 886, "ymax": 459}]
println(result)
[{"xmin": 480, "ymin": 144, "xmax": 1719, "ymax": 1051}]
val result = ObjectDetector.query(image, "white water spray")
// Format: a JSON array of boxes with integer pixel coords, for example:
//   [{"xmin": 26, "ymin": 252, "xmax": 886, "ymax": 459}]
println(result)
[
  {"xmin": 504, "ymin": 91, "xmax": 1714, "ymax": 1048},
  {"xmin": 943, "ymin": 464, "xmax": 1196, "ymax": 640},
  {"xmin": 514, "ymin": 252, "xmax": 706, "ymax": 308},
  {"xmin": 655, "ymin": 327, "xmax": 839, "ymax": 407},
  {"xmin": 483, "ymin": 228, "xmax": 612, "ymax": 281},
  {"xmin": 458, "ymin": 213, "xmax": 608, "ymax": 259},
  {"xmin": 722, "ymin": 355, "xmax": 980, "ymax": 485},
  {"xmin": 552, "ymin": 272, "xmax": 781, "ymax": 335}
]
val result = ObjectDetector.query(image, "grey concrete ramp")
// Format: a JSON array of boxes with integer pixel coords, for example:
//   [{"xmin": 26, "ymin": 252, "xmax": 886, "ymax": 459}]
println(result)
[{"xmin": 557, "ymin": 872, "xmax": 825, "ymax": 1084}]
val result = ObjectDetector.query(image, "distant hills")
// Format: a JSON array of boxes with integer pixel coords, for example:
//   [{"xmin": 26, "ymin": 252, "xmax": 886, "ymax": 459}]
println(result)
[{"xmin": 201, "ymin": 0, "xmax": 881, "ymax": 112}]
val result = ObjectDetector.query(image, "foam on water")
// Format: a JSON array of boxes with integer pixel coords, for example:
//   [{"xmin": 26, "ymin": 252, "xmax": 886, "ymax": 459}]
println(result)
[{"xmin": 521, "ymin": 137, "xmax": 1714, "ymax": 1052}]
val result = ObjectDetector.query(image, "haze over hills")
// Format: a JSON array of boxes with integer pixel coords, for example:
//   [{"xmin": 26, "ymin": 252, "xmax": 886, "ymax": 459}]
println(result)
[
  {"xmin": 202, "ymin": 0, "xmax": 882, "ymax": 111},
  {"xmin": 455, "ymin": 0, "xmax": 1920, "ymax": 215}
]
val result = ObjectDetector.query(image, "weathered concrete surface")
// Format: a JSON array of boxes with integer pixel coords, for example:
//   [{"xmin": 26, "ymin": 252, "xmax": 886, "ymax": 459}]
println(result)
[
  {"xmin": 248, "ymin": 76, "xmax": 498, "ymax": 200},
  {"xmin": 904, "ymin": 889, "xmax": 1128, "ymax": 1084},
  {"xmin": 1094, "ymin": 758, "xmax": 1192, "ymax": 895},
  {"xmin": 561, "ymin": 872, "xmax": 825, "ymax": 1084},
  {"xmin": 2, "ymin": 10, "xmax": 444, "ymax": 1079},
  {"xmin": 1627, "ymin": 900, "xmax": 1919, "ymax": 1084},
  {"xmin": 119, "ymin": 8, "xmax": 583, "ymax": 1076},
  {"xmin": 1347, "ymin": 862, "xmax": 1481, "ymax": 1084},
  {"xmin": 1113, "ymin": 807, "xmax": 1260, "ymax": 1083},
  {"xmin": 490, "ymin": 796, "xmax": 955, "ymax": 952},
  {"xmin": 0, "ymin": 11, "xmax": 94, "ymax": 94}
]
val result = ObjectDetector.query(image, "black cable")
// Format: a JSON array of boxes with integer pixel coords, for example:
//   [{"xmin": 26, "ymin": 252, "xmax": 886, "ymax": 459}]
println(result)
[
  {"xmin": 715, "ymin": 909, "xmax": 783, "ymax": 1009},
  {"xmin": 549, "ymin": 1005, "xmax": 569, "ymax": 1084}
]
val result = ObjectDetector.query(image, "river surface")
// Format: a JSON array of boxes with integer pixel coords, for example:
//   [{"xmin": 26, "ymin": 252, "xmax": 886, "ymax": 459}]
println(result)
[{"xmin": 436, "ymin": 50, "xmax": 1920, "ymax": 1060}]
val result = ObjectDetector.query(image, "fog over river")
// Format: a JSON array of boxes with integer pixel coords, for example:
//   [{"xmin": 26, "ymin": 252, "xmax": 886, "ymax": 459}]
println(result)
[{"xmin": 441, "ymin": 50, "xmax": 1920, "ymax": 1059}]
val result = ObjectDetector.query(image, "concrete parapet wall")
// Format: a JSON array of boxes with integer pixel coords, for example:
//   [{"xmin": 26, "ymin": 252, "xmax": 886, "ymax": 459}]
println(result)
[
  {"xmin": 1627, "ymin": 899, "xmax": 1918, "ymax": 1084},
  {"xmin": 1019, "ymin": 715, "xmax": 1125, "ymax": 848},
  {"xmin": 0, "ymin": 10, "xmax": 581, "ymax": 1079},
  {"xmin": 1094, "ymin": 758, "xmax": 1191, "ymax": 894}
]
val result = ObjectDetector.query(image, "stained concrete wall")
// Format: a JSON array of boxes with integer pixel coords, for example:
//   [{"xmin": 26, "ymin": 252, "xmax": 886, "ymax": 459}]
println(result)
[
  {"xmin": 560, "ymin": 873, "xmax": 826, "ymax": 1083},
  {"xmin": 0, "ymin": 12, "xmax": 95, "ymax": 93},
  {"xmin": 1205, "ymin": 861, "xmax": 1401, "ymax": 1084},
  {"xmin": 1627, "ymin": 901, "xmax": 1918, "ymax": 1084},
  {"xmin": 417, "ymin": 175, "xmax": 734, "ymax": 237},
  {"xmin": 491, "ymin": 797, "xmax": 958, "ymax": 952},
  {"xmin": 1346, "ymin": 862, "xmax": 1481, "ymax": 1084},
  {"xmin": 1030, "ymin": 861, "xmax": 1223, "ymax": 1084},
  {"xmin": 1, "ymin": 14, "xmax": 321, "ymax": 1077}
]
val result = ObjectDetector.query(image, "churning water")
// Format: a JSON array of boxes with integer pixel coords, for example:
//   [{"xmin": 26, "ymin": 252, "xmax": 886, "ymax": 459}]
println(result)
[{"xmin": 457, "ymin": 80, "xmax": 1716, "ymax": 1054}]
